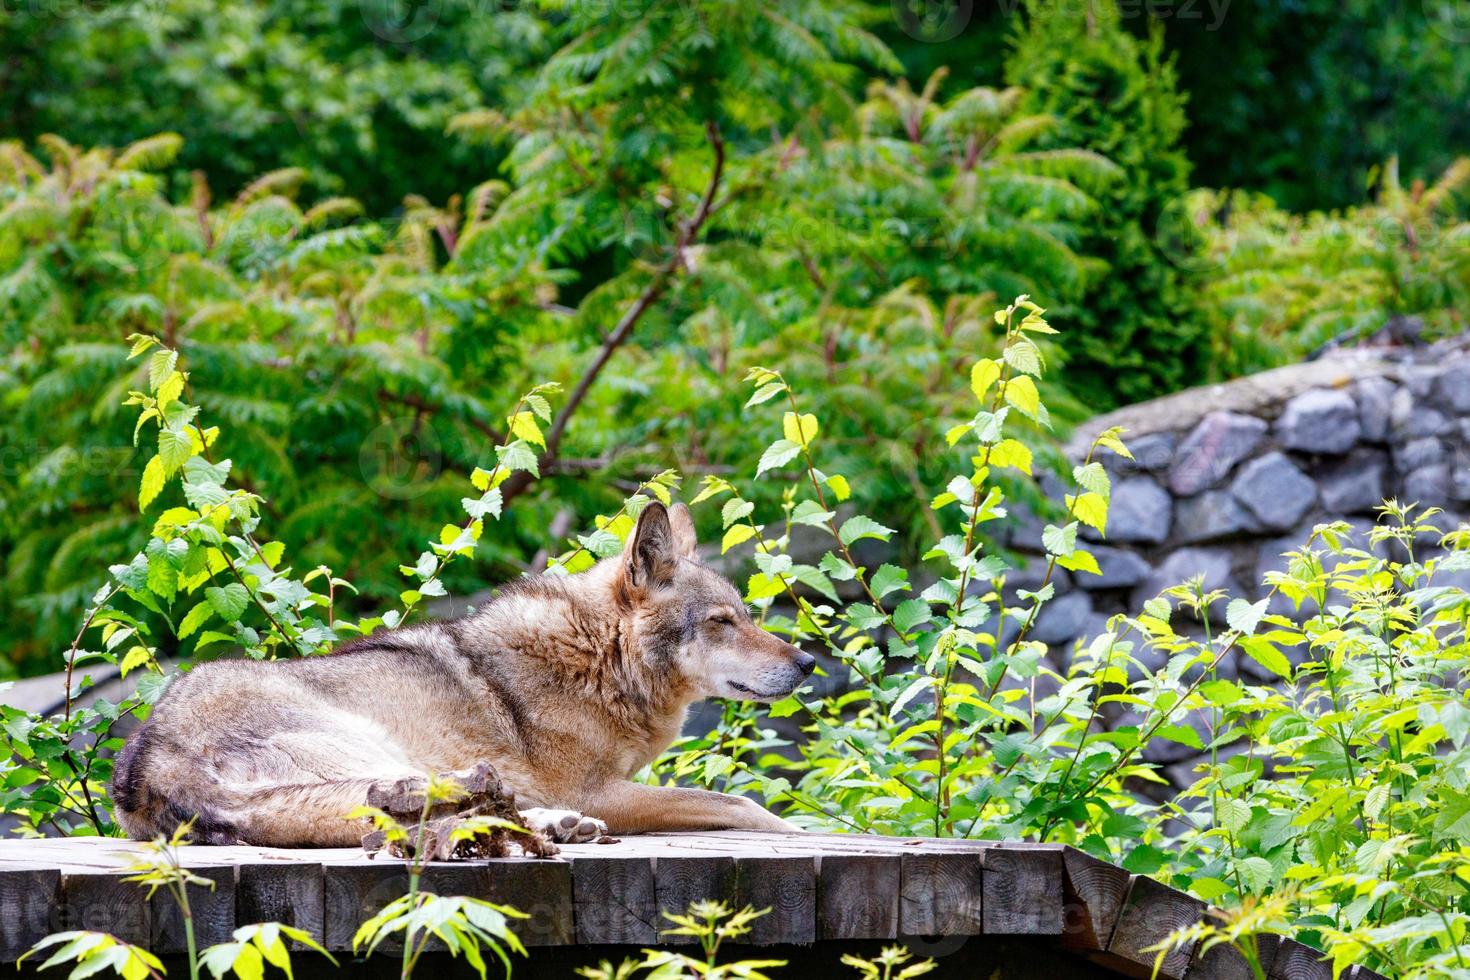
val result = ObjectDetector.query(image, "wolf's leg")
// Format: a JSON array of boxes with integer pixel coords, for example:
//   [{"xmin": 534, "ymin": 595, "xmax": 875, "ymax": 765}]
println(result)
[
  {"xmin": 519, "ymin": 807, "xmax": 607, "ymax": 843},
  {"xmin": 583, "ymin": 782, "xmax": 798, "ymax": 834}
]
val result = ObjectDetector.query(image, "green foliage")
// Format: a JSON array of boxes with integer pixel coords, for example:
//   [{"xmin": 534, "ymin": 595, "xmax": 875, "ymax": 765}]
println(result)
[
  {"xmin": 577, "ymin": 902, "xmax": 787, "ymax": 980},
  {"xmin": 20, "ymin": 932, "xmax": 165, "ymax": 980},
  {"xmin": 0, "ymin": 336, "xmax": 549, "ymax": 836},
  {"xmin": 1163, "ymin": 0, "xmax": 1470, "ymax": 213},
  {"xmin": 1191, "ymin": 157, "xmax": 1470, "ymax": 375},
  {"xmin": 0, "ymin": 0, "xmax": 549, "ymax": 213},
  {"xmin": 12, "ymin": 285, "xmax": 1470, "ymax": 977},
  {"xmin": 351, "ymin": 773, "xmax": 530, "ymax": 979},
  {"xmin": 1003, "ymin": 0, "xmax": 1205, "ymax": 408},
  {"xmin": 1, "ymin": 2, "xmax": 1118, "ymax": 676}
]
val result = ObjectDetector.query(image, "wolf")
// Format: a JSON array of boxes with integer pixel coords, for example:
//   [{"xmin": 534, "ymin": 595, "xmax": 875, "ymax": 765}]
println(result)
[{"xmin": 112, "ymin": 502, "xmax": 814, "ymax": 847}]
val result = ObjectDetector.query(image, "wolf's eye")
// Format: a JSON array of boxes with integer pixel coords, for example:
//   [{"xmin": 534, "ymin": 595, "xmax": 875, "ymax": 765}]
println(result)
[{"xmin": 708, "ymin": 613, "xmax": 736, "ymax": 627}]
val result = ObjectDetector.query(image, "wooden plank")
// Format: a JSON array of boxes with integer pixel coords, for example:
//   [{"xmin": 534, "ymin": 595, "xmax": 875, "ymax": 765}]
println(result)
[
  {"xmin": 1059, "ymin": 847, "xmax": 1132, "ymax": 953},
  {"xmin": 1185, "ymin": 934, "xmax": 1281, "ymax": 980},
  {"xmin": 1103, "ymin": 875, "xmax": 1208, "ymax": 980},
  {"xmin": 58, "ymin": 872, "xmax": 151, "ymax": 947},
  {"xmin": 1345, "ymin": 967, "xmax": 1390, "ymax": 980},
  {"xmin": 898, "ymin": 852, "xmax": 983, "ymax": 937},
  {"xmin": 734, "ymin": 855, "xmax": 816, "ymax": 945},
  {"xmin": 573, "ymin": 855, "xmax": 659, "ymax": 944},
  {"xmin": 424, "ymin": 860, "xmax": 574, "ymax": 947},
  {"xmin": 817, "ymin": 852, "xmax": 899, "ymax": 941},
  {"xmin": 1269, "ymin": 940, "xmax": 1332, "ymax": 980},
  {"xmin": 151, "ymin": 864, "xmax": 237, "ymax": 954},
  {"xmin": 323, "ymin": 862, "xmax": 412, "ymax": 953},
  {"xmin": 0, "ymin": 868, "xmax": 60, "ymax": 961},
  {"xmin": 237, "ymin": 861, "xmax": 326, "ymax": 949},
  {"xmin": 654, "ymin": 855, "xmax": 737, "ymax": 945},
  {"xmin": 983, "ymin": 846, "xmax": 1063, "ymax": 934}
]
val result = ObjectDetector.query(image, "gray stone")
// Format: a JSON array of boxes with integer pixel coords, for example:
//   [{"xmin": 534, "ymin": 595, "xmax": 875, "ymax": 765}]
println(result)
[
  {"xmin": 1168, "ymin": 412, "xmax": 1267, "ymax": 495},
  {"xmin": 1076, "ymin": 545, "xmax": 1153, "ymax": 591},
  {"xmin": 1403, "ymin": 364, "xmax": 1444, "ymax": 397},
  {"xmin": 1355, "ymin": 376, "xmax": 1395, "ymax": 442},
  {"xmin": 1454, "ymin": 465, "xmax": 1470, "ymax": 503},
  {"xmin": 1231, "ymin": 452, "xmax": 1318, "ymax": 530},
  {"xmin": 1394, "ymin": 437, "xmax": 1444, "ymax": 473},
  {"xmin": 1277, "ymin": 388, "xmax": 1361, "ymax": 455},
  {"xmin": 1029, "ymin": 590, "xmax": 1093, "ymax": 645},
  {"xmin": 1123, "ymin": 432, "xmax": 1178, "ymax": 473},
  {"xmin": 1391, "ymin": 388, "xmax": 1451, "ymax": 439},
  {"xmin": 1436, "ymin": 358, "xmax": 1470, "ymax": 413},
  {"xmin": 1174, "ymin": 490, "xmax": 1259, "ymax": 544},
  {"xmin": 1405, "ymin": 464, "xmax": 1451, "ymax": 504},
  {"xmin": 1317, "ymin": 451, "xmax": 1387, "ymax": 514},
  {"xmin": 1108, "ymin": 477, "xmax": 1172, "ymax": 545},
  {"xmin": 1135, "ymin": 547, "xmax": 1239, "ymax": 608}
]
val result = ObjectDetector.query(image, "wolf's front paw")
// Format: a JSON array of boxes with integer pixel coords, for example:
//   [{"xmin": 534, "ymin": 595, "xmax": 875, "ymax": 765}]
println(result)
[{"xmin": 520, "ymin": 807, "xmax": 608, "ymax": 843}]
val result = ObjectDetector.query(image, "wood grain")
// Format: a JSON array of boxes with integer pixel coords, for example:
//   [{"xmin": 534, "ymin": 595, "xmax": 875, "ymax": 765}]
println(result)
[
  {"xmin": 1268, "ymin": 940, "xmax": 1332, "ymax": 980},
  {"xmin": 1059, "ymin": 847, "xmax": 1132, "ymax": 952},
  {"xmin": 150, "ymin": 864, "xmax": 237, "ymax": 953},
  {"xmin": 899, "ymin": 852, "xmax": 983, "ymax": 937},
  {"xmin": 1104, "ymin": 875, "xmax": 1207, "ymax": 980},
  {"xmin": 572, "ymin": 855, "xmax": 659, "ymax": 945},
  {"xmin": 734, "ymin": 855, "xmax": 816, "ymax": 945},
  {"xmin": 322, "ymin": 862, "xmax": 412, "ymax": 953},
  {"xmin": 237, "ymin": 862, "xmax": 325, "ymax": 949},
  {"xmin": 655, "ymin": 855, "xmax": 737, "ymax": 945},
  {"xmin": 58, "ymin": 872, "xmax": 150, "ymax": 947},
  {"xmin": 983, "ymin": 845, "xmax": 1063, "ymax": 934},
  {"xmin": 1184, "ymin": 934, "xmax": 1281, "ymax": 980},
  {"xmin": 817, "ymin": 853, "xmax": 900, "ymax": 941},
  {"xmin": 0, "ymin": 868, "xmax": 60, "ymax": 960}
]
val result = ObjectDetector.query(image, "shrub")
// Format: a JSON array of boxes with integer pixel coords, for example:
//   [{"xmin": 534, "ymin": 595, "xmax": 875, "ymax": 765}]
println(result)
[
  {"xmin": 1190, "ymin": 157, "xmax": 1470, "ymax": 376},
  {"xmin": 1003, "ymin": 0, "xmax": 1206, "ymax": 408}
]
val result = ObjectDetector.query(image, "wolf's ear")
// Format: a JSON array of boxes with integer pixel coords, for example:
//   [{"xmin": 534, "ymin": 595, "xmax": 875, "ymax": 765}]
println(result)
[
  {"xmin": 668, "ymin": 502, "xmax": 698, "ymax": 559},
  {"xmin": 624, "ymin": 502, "xmax": 678, "ymax": 589}
]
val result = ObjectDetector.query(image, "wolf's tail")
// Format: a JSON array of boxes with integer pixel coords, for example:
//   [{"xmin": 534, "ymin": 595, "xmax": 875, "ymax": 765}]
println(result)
[{"xmin": 111, "ymin": 720, "xmax": 242, "ymax": 844}]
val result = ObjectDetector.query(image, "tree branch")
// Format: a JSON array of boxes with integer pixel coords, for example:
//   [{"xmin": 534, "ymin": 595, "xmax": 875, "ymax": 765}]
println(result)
[{"xmin": 499, "ymin": 120, "xmax": 726, "ymax": 505}]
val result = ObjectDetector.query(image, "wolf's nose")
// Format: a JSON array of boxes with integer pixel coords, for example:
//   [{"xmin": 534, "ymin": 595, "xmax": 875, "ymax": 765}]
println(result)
[{"xmin": 794, "ymin": 652, "xmax": 816, "ymax": 676}]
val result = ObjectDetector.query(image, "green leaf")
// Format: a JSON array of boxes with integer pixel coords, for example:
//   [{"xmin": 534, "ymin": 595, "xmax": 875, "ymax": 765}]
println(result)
[
  {"xmin": 139, "ymin": 455, "xmax": 166, "ymax": 511},
  {"xmin": 1239, "ymin": 636, "xmax": 1292, "ymax": 679},
  {"xmin": 1226, "ymin": 597, "xmax": 1269, "ymax": 636},
  {"xmin": 157, "ymin": 425, "xmax": 193, "ymax": 475},
  {"xmin": 871, "ymin": 564, "xmax": 910, "ymax": 599},
  {"xmin": 722, "ymin": 498, "xmax": 754, "ymax": 528},
  {"xmin": 721, "ymin": 524, "xmax": 756, "ymax": 554},
  {"xmin": 790, "ymin": 500, "xmax": 835, "ymax": 526},
  {"xmin": 1042, "ymin": 522, "xmax": 1077, "ymax": 557},
  {"xmin": 206, "ymin": 583, "xmax": 251, "ymax": 623},
  {"xmin": 838, "ymin": 515, "xmax": 895, "ymax": 547},
  {"xmin": 177, "ymin": 601, "xmax": 215, "ymax": 640},
  {"xmin": 1121, "ymin": 844, "xmax": 1167, "ymax": 874},
  {"xmin": 1218, "ymin": 797, "xmax": 1251, "ymax": 835},
  {"xmin": 1003, "ymin": 375, "xmax": 1041, "ymax": 420},
  {"xmin": 891, "ymin": 598, "xmax": 931, "ymax": 633},
  {"xmin": 757, "ymin": 439, "xmax": 801, "ymax": 475},
  {"xmin": 970, "ymin": 359, "xmax": 1001, "ymax": 401}
]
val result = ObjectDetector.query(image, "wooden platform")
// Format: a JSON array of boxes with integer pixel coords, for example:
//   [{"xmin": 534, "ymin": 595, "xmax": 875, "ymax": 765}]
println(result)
[{"xmin": 0, "ymin": 833, "xmax": 1378, "ymax": 980}]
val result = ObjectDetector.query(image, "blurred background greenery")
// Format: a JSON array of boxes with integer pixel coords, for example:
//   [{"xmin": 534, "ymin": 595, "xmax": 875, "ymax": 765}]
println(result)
[{"xmin": 3, "ymin": 0, "xmax": 1468, "ymax": 676}]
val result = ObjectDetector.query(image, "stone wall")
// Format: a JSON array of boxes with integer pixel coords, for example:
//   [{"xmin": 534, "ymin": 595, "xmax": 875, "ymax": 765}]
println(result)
[{"xmin": 1005, "ymin": 340, "xmax": 1470, "ymax": 692}]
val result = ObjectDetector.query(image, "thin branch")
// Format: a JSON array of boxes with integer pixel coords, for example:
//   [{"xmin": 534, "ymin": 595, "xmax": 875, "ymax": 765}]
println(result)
[{"xmin": 499, "ymin": 120, "xmax": 726, "ymax": 506}]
